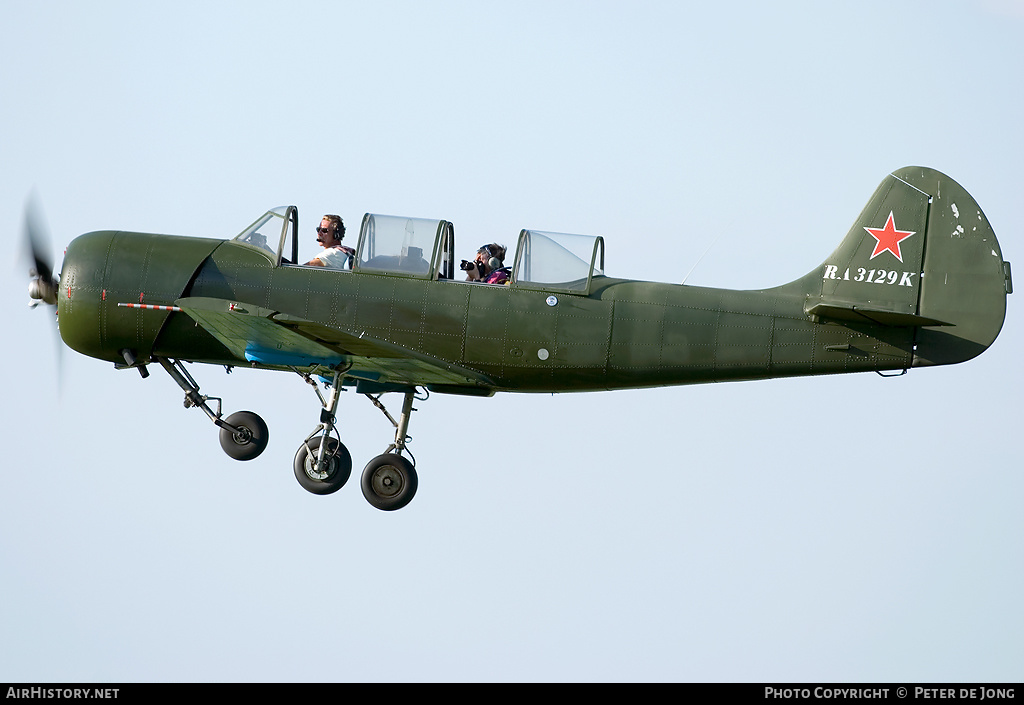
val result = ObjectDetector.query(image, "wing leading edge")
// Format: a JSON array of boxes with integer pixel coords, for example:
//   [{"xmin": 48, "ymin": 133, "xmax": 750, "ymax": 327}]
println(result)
[{"xmin": 175, "ymin": 296, "xmax": 494, "ymax": 392}]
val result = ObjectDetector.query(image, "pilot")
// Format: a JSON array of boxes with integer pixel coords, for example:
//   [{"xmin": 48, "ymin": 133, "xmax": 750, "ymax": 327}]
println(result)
[
  {"xmin": 464, "ymin": 243, "xmax": 510, "ymax": 284},
  {"xmin": 307, "ymin": 214, "xmax": 355, "ymax": 268}
]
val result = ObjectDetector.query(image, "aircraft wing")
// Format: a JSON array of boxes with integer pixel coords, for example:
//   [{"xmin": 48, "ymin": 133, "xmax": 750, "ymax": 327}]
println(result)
[{"xmin": 175, "ymin": 296, "xmax": 494, "ymax": 391}]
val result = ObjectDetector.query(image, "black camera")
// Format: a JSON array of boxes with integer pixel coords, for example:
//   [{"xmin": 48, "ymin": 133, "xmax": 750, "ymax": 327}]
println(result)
[{"xmin": 459, "ymin": 259, "xmax": 478, "ymax": 272}]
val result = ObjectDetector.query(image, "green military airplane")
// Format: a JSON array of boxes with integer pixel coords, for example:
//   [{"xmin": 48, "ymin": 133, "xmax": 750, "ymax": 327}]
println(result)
[{"xmin": 26, "ymin": 166, "xmax": 1012, "ymax": 511}]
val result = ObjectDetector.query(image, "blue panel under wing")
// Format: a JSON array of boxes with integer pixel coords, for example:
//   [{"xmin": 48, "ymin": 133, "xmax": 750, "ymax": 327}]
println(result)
[{"xmin": 243, "ymin": 345, "xmax": 345, "ymax": 368}]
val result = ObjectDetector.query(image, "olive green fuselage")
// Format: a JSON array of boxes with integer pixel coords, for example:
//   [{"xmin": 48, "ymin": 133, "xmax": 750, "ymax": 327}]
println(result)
[{"xmin": 59, "ymin": 230, "xmax": 913, "ymax": 393}]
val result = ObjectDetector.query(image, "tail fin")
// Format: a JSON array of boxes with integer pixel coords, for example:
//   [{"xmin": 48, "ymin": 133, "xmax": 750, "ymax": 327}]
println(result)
[{"xmin": 803, "ymin": 167, "xmax": 1011, "ymax": 366}]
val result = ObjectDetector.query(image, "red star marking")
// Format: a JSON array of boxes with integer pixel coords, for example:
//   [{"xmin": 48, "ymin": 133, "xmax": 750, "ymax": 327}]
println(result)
[{"xmin": 864, "ymin": 211, "xmax": 915, "ymax": 263}]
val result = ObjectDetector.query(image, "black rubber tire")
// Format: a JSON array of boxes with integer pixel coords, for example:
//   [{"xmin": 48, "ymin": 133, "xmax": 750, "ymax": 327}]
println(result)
[
  {"xmin": 219, "ymin": 411, "xmax": 269, "ymax": 461},
  {"xmin": 293, "ymin": 436, "xmax": 352, "ymax": 495},
  {"xmin": 360, "ymin": 454, "xmax": 418, "ymax": 511}
]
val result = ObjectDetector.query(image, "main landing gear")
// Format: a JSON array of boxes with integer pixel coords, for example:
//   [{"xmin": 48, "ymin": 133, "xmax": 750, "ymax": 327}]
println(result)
[
  {"xmin": 152, "ymin": 357, "xmax": 420, "ymax": 511},
  {"xmin": 294, "ymin": 368, "xmax": 420, "ymax": 511}
]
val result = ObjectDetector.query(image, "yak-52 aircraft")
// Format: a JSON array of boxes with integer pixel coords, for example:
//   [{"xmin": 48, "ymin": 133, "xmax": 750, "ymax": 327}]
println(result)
[{"xmin": 26, "ymin": 167, "xmax": 1012, "ymax": 510}]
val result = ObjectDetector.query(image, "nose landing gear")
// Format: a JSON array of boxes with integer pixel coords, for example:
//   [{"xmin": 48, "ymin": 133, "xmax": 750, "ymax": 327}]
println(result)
[
  {"xmin": 219, "ymin": 411, "xmax": 270, "ymax": 461},
  {"xmin": 155, "ymin": 356, "xmax": 270, "ymax": 461}
]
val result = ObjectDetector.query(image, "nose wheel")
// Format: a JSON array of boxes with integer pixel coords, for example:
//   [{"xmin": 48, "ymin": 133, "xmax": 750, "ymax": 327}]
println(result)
[
  {"xmin": 155, "ymin": 356, "xmax": 270, "ymax": 461},
  {"xmin": 219, "ymin": 411, "xmax": 270, "ymax": 461}
]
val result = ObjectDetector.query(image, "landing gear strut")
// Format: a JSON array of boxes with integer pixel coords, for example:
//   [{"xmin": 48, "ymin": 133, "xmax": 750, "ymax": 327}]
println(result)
[
  {"xmin": 295, "ymin": 372, "xmax": 421, "ymax": 510},
  {"xmin": 292, "ymin": 368, "xmax": 353, "ymax": 495},
  {"xmin": 154, "ymin": 356, "xmax": 269, "ymax": 461},
  {"xmin": 359, "ymin": 390, "xmax": 420, "ymax": 511},
  {"xmin": 152, "ymin": 355, "xmax": 423, "ymax": 510}
]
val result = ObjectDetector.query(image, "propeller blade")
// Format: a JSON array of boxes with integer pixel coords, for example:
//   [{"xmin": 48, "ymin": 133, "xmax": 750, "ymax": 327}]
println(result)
[
  {"xmin": 23, "ymin": 194, "xmax": 59, "ymax": 306},
  {"xmin": 24, "ymin": 195, "xmax": 54, "ymax": 283},
  {"xmin": 20, "ymin": 194, "xmax": 66, "ymax": 395}
]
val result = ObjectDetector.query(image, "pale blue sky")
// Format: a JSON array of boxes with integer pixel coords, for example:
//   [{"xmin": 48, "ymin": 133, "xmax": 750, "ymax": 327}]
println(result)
[{"xmin": 2, "ymin": 0, "xmax": 1021, "ymax": 682}]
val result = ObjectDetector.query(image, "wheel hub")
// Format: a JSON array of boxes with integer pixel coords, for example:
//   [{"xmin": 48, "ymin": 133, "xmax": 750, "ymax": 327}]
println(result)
[
  {"xmin": 371, "ymin": 466, "xmax": 403, "ymax": 498},
  {"xmin": 304, "ymin": 454, "xmax": 335, "ymax": 481}
]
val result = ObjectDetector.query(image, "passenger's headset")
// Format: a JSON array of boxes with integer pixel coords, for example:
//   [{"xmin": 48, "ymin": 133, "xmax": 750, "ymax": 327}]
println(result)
[{"xmin": 479, "ymin": 244, "xmax": 502, "ymax": 271}]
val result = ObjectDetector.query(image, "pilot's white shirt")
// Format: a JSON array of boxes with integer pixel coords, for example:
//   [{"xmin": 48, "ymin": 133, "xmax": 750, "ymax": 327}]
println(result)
[{"xmin": 313, "ymin": 245, "xmax": 352, "ymax": 268}]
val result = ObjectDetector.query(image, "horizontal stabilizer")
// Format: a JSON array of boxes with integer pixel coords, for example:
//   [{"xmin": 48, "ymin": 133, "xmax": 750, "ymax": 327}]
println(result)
[{"xmin": 805, "ymin": 302, "xmax": 953, "ymax": 328}]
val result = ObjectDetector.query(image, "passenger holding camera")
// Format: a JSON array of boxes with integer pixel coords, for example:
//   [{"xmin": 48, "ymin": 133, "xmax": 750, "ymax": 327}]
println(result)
[{"xmin": 461, "ymin": 243, "xmax": 509, "ymax": 284}]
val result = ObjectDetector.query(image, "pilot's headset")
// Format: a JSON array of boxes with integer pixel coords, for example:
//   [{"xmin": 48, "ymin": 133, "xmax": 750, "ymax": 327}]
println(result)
[{"xmin": 479, "ymin": 244, "xmax": 503, "ymax": 271}]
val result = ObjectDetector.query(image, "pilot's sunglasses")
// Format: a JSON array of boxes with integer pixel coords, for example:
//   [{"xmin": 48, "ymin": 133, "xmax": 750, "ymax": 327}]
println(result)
[{"xmin": 316, "ymin": 227, "xmax": 332, "ymax": 234}]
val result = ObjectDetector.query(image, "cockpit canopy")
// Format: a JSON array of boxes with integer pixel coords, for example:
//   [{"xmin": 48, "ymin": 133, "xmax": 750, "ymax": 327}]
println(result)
[
  {"xmin": 233, "ymin": 207, "xmax": 605, "ymax": 294},
  {"xmin": 513, "ymin": 229, "xmax": 604, "ymax": 293},
  {"xmin": 356, "ymin": 214, "xmax": 455, "ymax": 278},
  {"xmin": 233, "ymin": 206, "xmax": 299, "ymax": 264}
]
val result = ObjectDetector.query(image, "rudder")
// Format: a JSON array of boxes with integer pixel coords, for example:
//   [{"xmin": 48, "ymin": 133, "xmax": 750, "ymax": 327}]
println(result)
[{"xmin": 900, "ymin": 166, "xmax": 1011, "ymax": 366}]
